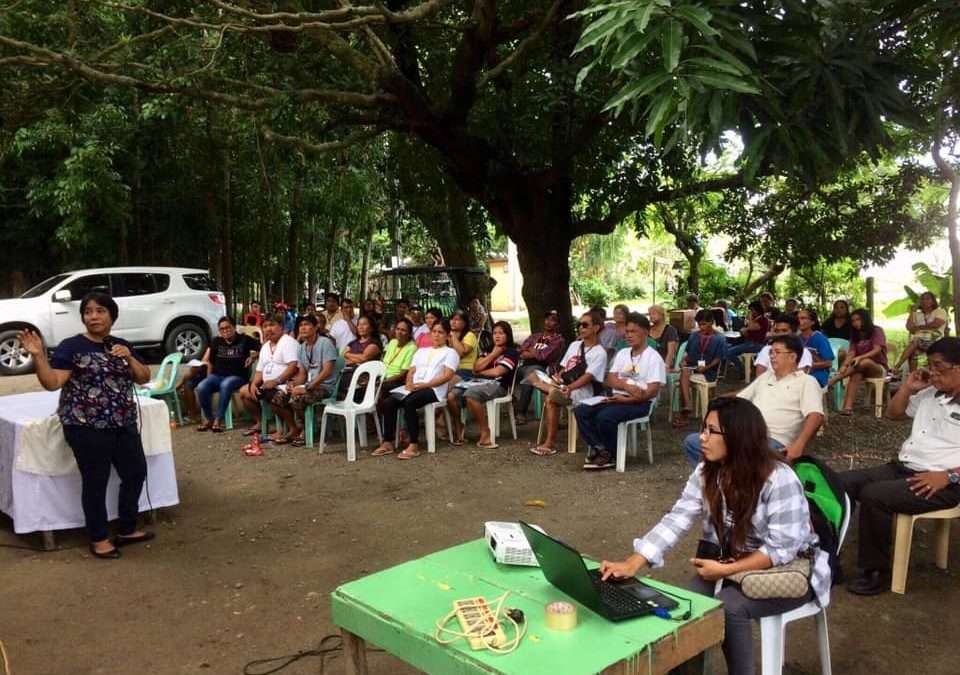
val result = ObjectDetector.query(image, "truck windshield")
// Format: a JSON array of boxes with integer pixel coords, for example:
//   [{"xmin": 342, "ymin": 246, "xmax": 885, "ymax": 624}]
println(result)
[{"xmin": 20, "ymin": 274, "xmax": 71, "ymax": 298}]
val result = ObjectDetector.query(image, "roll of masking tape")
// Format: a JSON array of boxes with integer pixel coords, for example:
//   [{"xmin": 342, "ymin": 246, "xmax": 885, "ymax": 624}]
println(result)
[{"xmin": 544, "ymin": 601, "xmax": 578, "ymax": 631}]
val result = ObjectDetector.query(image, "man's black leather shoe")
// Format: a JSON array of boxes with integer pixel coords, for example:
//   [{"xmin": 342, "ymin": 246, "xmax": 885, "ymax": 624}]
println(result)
[{"xmin": 846, "ymin": 569, "xmax": 890, "ymax": 596}]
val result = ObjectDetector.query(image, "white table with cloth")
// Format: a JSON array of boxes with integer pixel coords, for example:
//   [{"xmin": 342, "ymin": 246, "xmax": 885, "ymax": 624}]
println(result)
[{"xmin": 0, "ymin": 391, "xmax": 179, "ymax": 540}]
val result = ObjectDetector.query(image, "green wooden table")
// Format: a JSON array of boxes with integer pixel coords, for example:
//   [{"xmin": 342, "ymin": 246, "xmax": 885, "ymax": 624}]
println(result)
[{"xmin": 331, "ymin": 539, "xmax": 724, "ymax": 675}]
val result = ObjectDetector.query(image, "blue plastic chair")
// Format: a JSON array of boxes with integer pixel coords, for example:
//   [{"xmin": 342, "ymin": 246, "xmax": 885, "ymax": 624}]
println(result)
[
  {"xmin": 828, "ymin": 338, "xmax": 850, "ymax": 410},
  {"xmin": 668, "ymin": 341, "xmax": 689, "ymax": 421},
  {"xmin": 135, "ymin": 352, "xmax": 184, "ymax": 425}
]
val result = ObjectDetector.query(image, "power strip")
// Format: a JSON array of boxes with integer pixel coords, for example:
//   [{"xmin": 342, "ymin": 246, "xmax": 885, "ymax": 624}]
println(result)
[{"xmin": 453, "ymin": 597, "xmax": 506, "ymax": 650}]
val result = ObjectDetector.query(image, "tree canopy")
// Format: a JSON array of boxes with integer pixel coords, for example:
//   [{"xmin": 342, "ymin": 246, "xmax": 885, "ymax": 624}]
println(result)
[{"xmin": 1, "ymin": 1, "xmax": 957, "ymax": 328}]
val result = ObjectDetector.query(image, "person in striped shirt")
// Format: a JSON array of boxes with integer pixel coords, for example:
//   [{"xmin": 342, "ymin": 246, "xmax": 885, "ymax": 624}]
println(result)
[{"xmin": 601, "ymin": 397, "xmax": 830, "ymax": 675}]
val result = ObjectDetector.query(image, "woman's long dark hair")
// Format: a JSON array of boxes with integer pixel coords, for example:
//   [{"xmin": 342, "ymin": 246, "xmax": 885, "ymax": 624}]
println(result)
[
  {"xmin": 850, "ymin": 308, "xmax": 875, "ymax": 342},
  {"xmin": 701, "ymin": 397, "xmax": 783, "ymax": 558},
  {"xmin": 356, "ymin": 315, "xmax": 381, "ymax": 347},
  {"xmin": 492, "ymin": 320, "xmax": 516, "ymax": 348},
  {"xmin": 449, "ymin": 309, "xmax": 469, "ymax": 340}
]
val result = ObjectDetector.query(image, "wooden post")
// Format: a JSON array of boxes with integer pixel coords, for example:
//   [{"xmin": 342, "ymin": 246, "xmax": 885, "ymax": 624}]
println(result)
[
  {"xmin": 866, "ymin": 276, "xmax": 875, "ymax": 316},
  {"xmin": 341, "ymin": 629, "xmax": 369, "ymax": 675}
]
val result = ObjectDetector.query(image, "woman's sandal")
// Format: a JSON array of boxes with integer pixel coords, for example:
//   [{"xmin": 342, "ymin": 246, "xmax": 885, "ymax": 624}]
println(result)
[
  {"xmin": 197, "ymin": 422, "xmax": 213, "ymax": 432},
  {"xmin": 529, "ymin": 445, "xmax": 557, "ymax": 457},
  {"xmin": 241, "ymin": 427, "xmax": 260, "ymax": 437},
  {"xmin": 89, "ymin": 544, "xmax": 121, "ymax": 560},
  {"xmin": 114, "ymin": 532, "xmax": 156, "ymax": 547},
  {"xmin": 671, "ymin": 415, "xmax": 689, "ymax": 429},
  {"xmin": 477, "ymin": 441, "xmax": 499, "ymax": 450},
  {"xmin": 371, "ymin": 446, "xmax": 395, "ymax": 457},
  {"xmin": 397, "ymin": 448, "xmax": 421, "ymax": 460},
  {"xmin": 290, "ymin": 438, "xmax": 306, "ymax": 447},
  {"xmin": 838, "ymin": 409, "xmax": 854, "ymax": 416}
]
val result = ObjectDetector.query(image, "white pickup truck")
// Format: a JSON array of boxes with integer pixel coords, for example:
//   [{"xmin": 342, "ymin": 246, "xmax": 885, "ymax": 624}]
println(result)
[{"xmin": 0, "ymin": 267, "xmax": 226, "ymax": 375}]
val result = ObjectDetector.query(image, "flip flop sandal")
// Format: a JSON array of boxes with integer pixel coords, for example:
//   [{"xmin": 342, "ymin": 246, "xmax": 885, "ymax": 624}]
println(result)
[
  {"xmin": 477, "ymin": 441, "xmax": 500, "ymax": 449},
  {"xmin": 242, "ymin": 428, "xmax": 260, "ymax": 437},
  {"xmin": 211, "ymin": 426, "xmax": 224, "ymax": 433},
  {"xmin": 671, "ymin": 416, "xmax": 689, "ymax": 429},
  {"xmin": 273, "ymin": 437, "xmax": 290, "ymax": 445},
  {"xmin": 397, "ymin": 450, "xmax": 421, "ymax": 460},
  {"xmin": 529, "ymin": 445, "xmax": 557, "ymax": 457},
  {"xmin": 838, "ymin": 409, "xmax": 854, "ymax": 416},
  {"xmin": 371, "ymin": 446, "xmax": 395, "ymax": 457},
  {"xmin": 196, "ymin": 423, "xmax": 212, "ymax": 432},
  {"xmin": 451, "ymin": 437, "xmax": 465, "ymax": 446},
  {"xmin": 290, "ymin": 438, "xmax": 306, "ymax": 447}
]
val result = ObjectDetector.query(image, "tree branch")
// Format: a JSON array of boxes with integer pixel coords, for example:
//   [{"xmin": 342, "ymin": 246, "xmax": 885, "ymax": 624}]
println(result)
[
  {"xmin": 205, "ymin": 0, "xmax": 454, "ymax": 26},
  {"xmin": 479, "ymin": 0, "xmax": 565, "ymax": 88},
  {"xmin": 580, "ymin": 172, "xmax": 747, "ymax": 235},
  {"xmin": 261, "ymin": 126, "xmax": 385, "ymax": 155}
]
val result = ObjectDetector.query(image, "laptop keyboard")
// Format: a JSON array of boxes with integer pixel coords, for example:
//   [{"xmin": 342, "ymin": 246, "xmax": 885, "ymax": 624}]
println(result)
[{"xmin": 587, "ymin": 569, "xmax": 647, "ymax": 615}]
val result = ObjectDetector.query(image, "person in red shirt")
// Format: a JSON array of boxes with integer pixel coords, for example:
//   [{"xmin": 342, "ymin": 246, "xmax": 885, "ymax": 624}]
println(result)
[{"xmin": 242, "ymin": 301, "xmax": 264, "ymax": 327}]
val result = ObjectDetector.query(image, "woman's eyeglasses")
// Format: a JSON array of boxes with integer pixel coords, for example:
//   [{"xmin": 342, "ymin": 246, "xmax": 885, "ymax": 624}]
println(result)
[
  {"xmin": 578, "ymin": 321, "xmax": 593, "ymax": 329},
  {"xmin": 700, "ymin": 425, "xmax": 725, "ymax": 438}
]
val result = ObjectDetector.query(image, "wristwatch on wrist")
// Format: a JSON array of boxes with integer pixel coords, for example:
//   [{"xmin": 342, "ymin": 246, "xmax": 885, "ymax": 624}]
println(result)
[{"xmin": 947, "ymin": 470, "xmax": 960, "ymax": 486}]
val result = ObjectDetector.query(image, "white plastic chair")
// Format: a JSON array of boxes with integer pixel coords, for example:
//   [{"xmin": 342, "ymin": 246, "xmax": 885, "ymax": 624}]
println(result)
[
  {"xmin": 758, "ymin": 493, "xmax": 851, "ymax": 675},
  {"xmin": 614, "ymin": 398, "xmax": 658, "ymax": 472},
  {"xmin": 486, "ymin": 368, "xmax": 521, "ymax": 442},
  {"xmin": 318, "ymin": 361, "xmax": 386, "ymax": 461},
  {"xmin": 396, "ymin": 398, "xmax": 453, "ymax": 454}
]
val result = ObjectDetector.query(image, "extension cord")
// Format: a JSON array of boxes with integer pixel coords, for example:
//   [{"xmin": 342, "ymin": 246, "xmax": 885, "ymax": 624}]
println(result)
[{"xmin": 434, "ymin": 592, "xmax": 527, "ymax": 655}]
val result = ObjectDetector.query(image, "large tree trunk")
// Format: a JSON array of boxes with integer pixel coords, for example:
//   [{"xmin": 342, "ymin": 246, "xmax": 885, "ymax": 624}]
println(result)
[
  {"xmin": 933, "ymin": 132, "xmax": 960, "ymax": 336},
  {"xmin": 515, "ymin": 230, "xmax": 574, "ymax": 337},
  {"xmin": 287, "ymin": 161, "xmax": 304, "ymax": 306},
  {"xmin": 221, "ymin": 142, "xmax": 234, "ymax": 312}
]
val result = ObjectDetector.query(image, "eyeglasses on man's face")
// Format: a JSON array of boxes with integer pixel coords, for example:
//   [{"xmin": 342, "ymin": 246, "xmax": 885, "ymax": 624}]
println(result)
[
  {"xmin": 579, "ymin": 321, "xmax": 593, "ymax": 329},
  {"xmin": 929, "ymin": 359, "xmax": 959, "ymax": 374}
]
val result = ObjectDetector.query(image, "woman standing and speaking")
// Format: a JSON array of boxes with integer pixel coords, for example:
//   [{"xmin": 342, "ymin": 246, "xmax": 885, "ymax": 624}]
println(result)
[{"xmin": 18, "ymin": 291, "xmax": 155, "ymax": 559}]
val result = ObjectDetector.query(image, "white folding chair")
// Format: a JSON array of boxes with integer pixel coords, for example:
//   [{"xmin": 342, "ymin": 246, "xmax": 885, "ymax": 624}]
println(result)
[
  {"xmin": 758, "ymin": 494, "xmax": 851, "ymax": 675},
  {"xmin": 486, "ymin": 368, "xmax": 521, "ymax": 442},
  {"xmin": 396, "ymin": 399, "xmax": 453, "ymax": 454},
  {"xmin": 318, "ymin": 361, "xmax": 385, "ymax": 461},
  {"xmin": 614, "ymin": 399, "xmax": 658, "ymax": 472}
]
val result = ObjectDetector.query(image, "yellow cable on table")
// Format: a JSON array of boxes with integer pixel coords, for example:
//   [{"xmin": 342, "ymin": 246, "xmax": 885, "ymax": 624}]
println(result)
[
  {"xmin": 434, "ymin": 592, "xmax": 527, "ymax": 655},
  {"xmin": 544, "ymin": 601, "xmax": 578, "ymax": 631}
]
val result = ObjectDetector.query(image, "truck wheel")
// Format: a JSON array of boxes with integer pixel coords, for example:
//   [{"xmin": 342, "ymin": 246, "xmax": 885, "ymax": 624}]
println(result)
[
  {"xmin": 164, "ymin": 322, "xmax": 208, "ymax": 361},
  {"xmin": 0, "ymin": 330, "xmax": 35, "ymax": 376}
]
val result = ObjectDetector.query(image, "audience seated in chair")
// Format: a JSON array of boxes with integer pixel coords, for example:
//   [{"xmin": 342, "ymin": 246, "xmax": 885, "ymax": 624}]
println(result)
[
  {"xmin": 266, "ymin": 314, "xmax": 341, "ymax": 446},
  {"xmin": 893, "ymin": 292, "xmax": 948, "ymax": 374},
  {"xmin": 195, "ymin": 315, "xmax": 260, "ymax": 432},
  {"xmin": 601, "ymin": 397, "xmax": 832, "ymax": 675},
  {"xmin": 447, "ymin": 321, "xmax": 519, "ymax": 448},
  {"xmin": 415, "ymin": 308, "xmax": 443, "ymax": 348},
  {"xmin": 726, "ymin": 300, "xmax": 769, "ymax": 380},
  {"xmin": 528, "ymin": 310, "xmax": 608, "ymax": 457},
  {"xmin": 513, "ymin": 310, "xmax": 567, "ymax": 424},
  {"xmin": 821, "ymin": 299, "xmax": 853, "ymax": 343},
  {"xmin": 371, "ymin": 320, "xmax": 460, "ymax": 460},
  {"xmin": 448, "ymin": 309, "xmax": 479, "ymax": 379},
  {"xmin": 839, "ymin": 338, "xmax": 960, "ymax": 595},
  {"xmin": 672, "ymin": 310, "xmax": 727, "ymax": 429},
  {"xmin": 647, "ymin": 304, "xmax": 679, "ymax": 369},
  {"xmin": 683, "ymin": 334, "xmax": 823, "ymax": 467},
  {"xmin": 237, "ymin": 312, "xmax": 301, "ymax": 443},
  {"xmin": 337, "ymin": 315, "xmax": 382, "ymax": 401},
  {"xmin": 573, "ymin": 313, "xmax": 666, "ymax": 470},
  {"xmin": 600, "ymin": 303, "xmax": 629, "ymax": 353},
  {"xmin": 752, "ymin": 313, "xmax": 814, "ymax": 379},
  {"xmin": 797, "ymin": 308, "xmax": 835, "ymax": 388},
  {"xmin": 827, "ymin": 308, "xmax": 888, "ymax": 415}
]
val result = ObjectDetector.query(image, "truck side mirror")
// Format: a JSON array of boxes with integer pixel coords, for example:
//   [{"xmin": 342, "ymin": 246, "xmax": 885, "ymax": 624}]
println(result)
[{"xmin": 53, "ymin": 289, "xmax": 72, "ymax": 302}]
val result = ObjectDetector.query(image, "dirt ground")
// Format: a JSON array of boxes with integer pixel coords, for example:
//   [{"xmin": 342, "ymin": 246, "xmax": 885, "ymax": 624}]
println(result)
[{"xmin": 1, "ymin": 372, "xmax": 958, "ymax": 675}]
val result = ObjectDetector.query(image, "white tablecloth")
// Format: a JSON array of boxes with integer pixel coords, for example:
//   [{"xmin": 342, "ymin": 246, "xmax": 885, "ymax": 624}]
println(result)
[{"xmin": 0, "ymin": 391, "xmax": 179, "ymax": 534}]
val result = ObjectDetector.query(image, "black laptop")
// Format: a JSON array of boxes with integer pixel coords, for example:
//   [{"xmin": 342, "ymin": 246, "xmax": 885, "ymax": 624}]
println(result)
[{"xmin": 519, "ymin": 521, "xmax": 678, "ymax": 622}]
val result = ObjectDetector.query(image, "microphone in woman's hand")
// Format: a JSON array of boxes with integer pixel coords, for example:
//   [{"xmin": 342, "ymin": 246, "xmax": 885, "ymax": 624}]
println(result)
[{"xmin": 103, "ymin": 337, "xmax": 128, "ymax": 366}]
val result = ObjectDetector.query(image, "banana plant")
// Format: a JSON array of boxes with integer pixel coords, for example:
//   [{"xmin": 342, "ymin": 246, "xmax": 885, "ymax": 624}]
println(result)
[{"xmin": 883, "ymin": 262, "xmax": 954, "ymax": 318}]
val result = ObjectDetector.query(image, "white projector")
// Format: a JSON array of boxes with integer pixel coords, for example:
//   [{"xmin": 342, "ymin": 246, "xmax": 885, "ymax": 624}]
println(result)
[{"xmin": 484, "ymin": 521, "xmax": 543, "ymax": 567}]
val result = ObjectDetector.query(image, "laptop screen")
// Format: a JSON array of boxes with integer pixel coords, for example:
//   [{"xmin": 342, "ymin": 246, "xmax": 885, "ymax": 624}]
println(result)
[{"xmin": 519, "ymin": 521, "xmax": 602, "ymax": 614}]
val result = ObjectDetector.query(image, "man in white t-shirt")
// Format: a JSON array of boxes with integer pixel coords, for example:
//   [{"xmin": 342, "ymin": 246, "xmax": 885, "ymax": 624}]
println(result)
[
  {"xmin": 237, "ymin": 313, "xmax": 301, "ymax": 440},
  {"xmin": 753, "ymin": 313, "xmax": 813, "ymax": 375},
  {"xmin": 528, "ymin": 310, "xmax": 607, "ymax": 457},
  {"xmin": 575, "ymin": 314, "xmax": 666, "ymax": 470},
  {"xmin": 683, "ymin": 333, "xmax": 824, "ymax": 467},
  {"xmin": 328, "ymin": 316, "xmax": 356, "ymax": 352},
  {"xmin": 841, "ymin": 337, "xmax": 960, "ymax": 595}
]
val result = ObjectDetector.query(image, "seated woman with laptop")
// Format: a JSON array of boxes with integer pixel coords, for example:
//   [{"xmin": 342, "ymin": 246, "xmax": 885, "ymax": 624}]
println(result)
[{"xmin": 600, "ymin": 397, "xmax": 831, "ymax": 675}]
